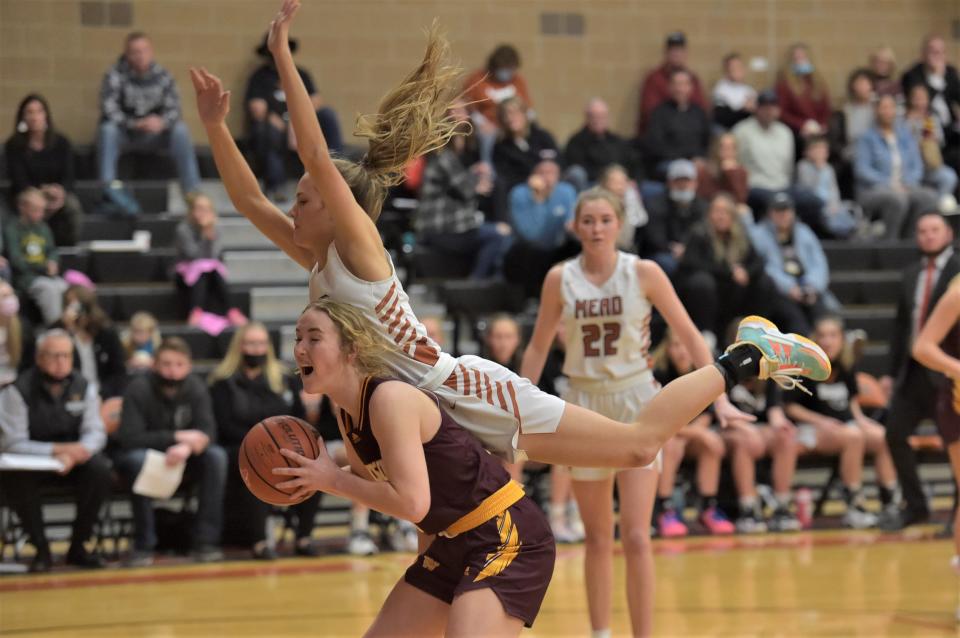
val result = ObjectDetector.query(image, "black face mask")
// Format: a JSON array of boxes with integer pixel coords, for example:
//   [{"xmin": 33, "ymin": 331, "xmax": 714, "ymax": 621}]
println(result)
[
  {"xmin": 41, "ymin": 370, "xmax": 70, "ymax": 385},
  {"xmin": 242, "ymin": 353, "xmax": 267, "ymax": 369},
  {"xmin": 155, "ymin": 374, "xmax": 184, "ymax": 392}
]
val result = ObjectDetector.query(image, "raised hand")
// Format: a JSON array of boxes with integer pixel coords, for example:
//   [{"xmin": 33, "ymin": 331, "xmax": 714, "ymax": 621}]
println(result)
[
  {"xmin": 267, "ymin": 0, "xmax": 301, "ymax": 56},
  {"xmin": 190, "ymin": 67, "xmax": 230, "ymax": 126}
]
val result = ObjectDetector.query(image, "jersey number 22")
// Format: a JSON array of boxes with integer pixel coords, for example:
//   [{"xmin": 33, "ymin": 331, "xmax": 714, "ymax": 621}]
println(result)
[{"xmin": 582, "ymin": 322, "xmax": 621, "ymax": 357}]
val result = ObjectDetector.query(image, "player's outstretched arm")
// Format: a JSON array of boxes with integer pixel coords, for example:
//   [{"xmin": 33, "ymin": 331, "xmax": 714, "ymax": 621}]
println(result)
[
  {"xmin": 267, "ymin": 0, "xmax": 386, "ymax": 280},
  {"xmin": 190, "ymin": 67, "xmax": 314, "ymax": 270}
]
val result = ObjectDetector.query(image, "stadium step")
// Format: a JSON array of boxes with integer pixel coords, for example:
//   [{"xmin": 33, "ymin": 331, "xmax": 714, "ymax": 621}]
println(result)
[
  {"xmin": 95, "ymin": 283, "xmax": 250, "ymax": 321},
  {"xmin": 829, "ymin": 270, "xmax": 902, "ymax": 305},
  {"xmin": 841, "ymin": 305, "xmax": 896, "ymax": 342},
  {"xmin": 223, "ymin": 250, "xmax": 310, "ymax": 285},
  {"xmin": 219, "ymin": 218, "xmax": 277, "ymax": 250},
  {"xmin": 822, "ymin": 240, "xmax": 917, "ymax": 272}
]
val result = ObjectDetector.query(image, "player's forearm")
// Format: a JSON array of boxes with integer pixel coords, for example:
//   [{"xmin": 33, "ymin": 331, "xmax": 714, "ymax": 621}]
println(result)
[
  {"xmin": 204, "ymin": 122, "xmax": 267, "ymax": 209},
  {"xmin": 330, "ymin": 467, "xmax": 429, "ymax": 523}
]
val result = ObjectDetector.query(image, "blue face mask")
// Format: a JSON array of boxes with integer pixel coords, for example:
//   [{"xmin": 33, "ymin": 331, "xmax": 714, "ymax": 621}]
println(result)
[
  {"xmin": 669, "ymin": 189, "xmax": 695, "ymax": 203},
  {"xmin": 793, "ymin": 61, "xmax": 814, "ymax": 75},
  {"xmin": 494, "ymin": 68, "xmax": 515, "ymax": 83}
]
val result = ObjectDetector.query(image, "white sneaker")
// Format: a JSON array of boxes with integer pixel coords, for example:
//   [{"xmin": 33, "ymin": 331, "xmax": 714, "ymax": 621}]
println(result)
[
  {"xmin": 567, "ymin": 515, "xmax": 586, "ymax": 543},
  {"xmin": 551, "ymin": 520, "xmax": 578, "ymax": 544},
  {"xmin": 347, "ymin": 531, "xmax": 379, "ymax": 556},
  {"xmin": 842, "ymin": 506, "xmax": 878, "ymax": 529},
  {"xmin": 388, "ymin": 520, "xmax": 419, "ymax": 553},
  {"xmin": 735, "ymin": 513, "xmax": 768, "ymax": 534}
]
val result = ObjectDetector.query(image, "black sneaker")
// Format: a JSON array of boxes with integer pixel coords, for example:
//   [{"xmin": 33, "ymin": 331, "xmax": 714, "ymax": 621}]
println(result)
[
  {"xmin": 29, "ymin": 553, "xmax": 53, "ymax": 573},
  {"xmin": 768, "ymin": 507, "xmax": 802, "ymax": 532},
  {"xmin": 66, "ymin": 548, "xmax": 106, "ymax": 569},
  {"xmin": 126, "ymin": 549, "xmax": 154, "ymax": 567},
  {"xmin": 878, "ymin": 507, "xmax": 929, "ymax": 532}
]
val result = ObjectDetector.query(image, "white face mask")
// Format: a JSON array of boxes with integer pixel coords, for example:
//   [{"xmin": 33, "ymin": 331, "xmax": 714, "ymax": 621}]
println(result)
[
  {"xmin": 494, "ymin": 68, "xmax": 515, "ymax": 83},
  {"xmin": 669, "ymin": 189, "xmax": 695, "ymax": 203}
]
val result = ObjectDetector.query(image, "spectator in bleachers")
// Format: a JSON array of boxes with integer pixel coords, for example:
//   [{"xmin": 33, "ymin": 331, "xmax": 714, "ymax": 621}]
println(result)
[
  {"xmin": 245, "ymin": 32, "xmax": 343, "ymax": 200},
  {"xmin": 734, "ymin": 90, "xmax": 827, "ymax": 232},
  {"xmin": 712, "ymin": 52, "xmax": 757, "ymax": 131},
  {"xmin": 838, "ymin": 69, "xmax": 878, "ymax": 162},
  {"xmin": 463, "ymin": 44, "xmax": 533, "ymax": 164},
  {"xmin": 726, "ymin": 378, "xmax": 802, "ymax": 532},
  {"xmin": 175, "ymin": 193, "xmax": 247, "ymax": 333},
  {"xmin": 678, "ymin": 193, "xmax": 769, "ymax": 343},
  {"xmin": 5, "ymin": 188, "xmax": 68, "ymax": 326},
  {"xmin": 482, "ymin": 313, "xmax": 523, "ymax": 373},
  {"xmin": 880, "ymin": 211, "xmax": 958, "ymax": 530},
  {"xmin": 638, "ymin": 31, "xmax": 708, "ymax": 135},
  {"xmin": 0, "ymin": 282, "xmax": 31, "ymax": 384},
  {"xmin": 56, "ymin": 285, "xmax": 127, "ymax": 399},
  {"xmin": 415, "ymin": 100, "xmax": 511, "ymax": 280},
  {"xmin": 854, "ymin": 94, "xmax": 939, "ymax": 239},
  {"xmin": 784, "ymin": 315, "xmax": 900, "ymax": 529},
  {"xmin": 652, "ymin": 330, "xmax": 734, "ymax": 536},
  {"xmin": 697, "ymin": 133, "xmax": 751, "ymax": 218},
  {"xmin": 121, "ymin": 311, "xmax": 161, "ymax": 372},
  {"xmin": 209, "ymin": 322, "xmax": 320, "ymax": 559},
  {"xmin": 563, "ymin": 98, "xmax": 637, "ymax": 187},
  {"xmin": 97, "ymin": 32, "xmax": 201, "ymax": 214},
  {"xmin": 643, "ymin": 68, "xmax": 711, "ymax": 178},
  {"xmin": 905, "ymin": 84, "xmax": 959, "ymax": 207},
  {"xmin": 869, "ymin": 45, "xmax": 902, "ymax": 99},
  {"xmin": 0, "ymin": 329, "xmax": 111, "ymax": 572},
  {"xmin": 598, "ymin": 164, "xmax": 647, "ymax": 251},
  {"xmin": 901, "ymin": 34, "xmax": 960, "ymax": 171},
  {"xmin": 112, "ymin": 337, "xmax": 227, "ymax": 566},
  {"xmin": 504, "ymin": 159, "xmax": 578, "ymax": 298},
  {"xmin": 775, "ymin": 43, "xmax": 831, "ymax": 142},
  {"xmin": 4, "ymin": 94, "xmax": 82, "ymax": 247},
  {"xmin": 750, "ymin": 192, "xmax": 839, "ymax": 334},
  {"xmin": 492, "ymin": 97, "xmax": 559, "ymax": 200},
  {"xmin": 796, "ymin": 135, "xmax": 859, "ymax": 239},
  {"xmin": 638, "ymin": 159, "xmax": 707, "ymax": 275}
]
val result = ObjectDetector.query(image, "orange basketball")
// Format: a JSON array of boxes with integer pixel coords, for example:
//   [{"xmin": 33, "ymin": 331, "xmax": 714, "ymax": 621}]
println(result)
[{"xmin": 239, "ymin": 415, "xmax": 321, "ymax": 506}]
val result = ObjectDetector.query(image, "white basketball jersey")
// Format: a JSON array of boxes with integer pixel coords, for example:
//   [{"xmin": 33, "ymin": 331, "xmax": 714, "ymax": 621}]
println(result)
[
  {"xmin": 309, "ymin": 244, "xmax": 455, "ymax": 388},
  {"xmin": 560, "ymin": 252, "xmax": 654, "ymax": 388}
]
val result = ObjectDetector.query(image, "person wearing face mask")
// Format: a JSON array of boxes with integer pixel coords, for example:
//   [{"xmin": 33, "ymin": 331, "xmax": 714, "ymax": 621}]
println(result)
[
  {"xmin": 901, "ymin": 34, "xmax": 960, "ymax": 170},
  {"xmin": 0, "ymin": 282, "xmax": 32, "ymax": 385},
  {"xmin": 775, "ymin": 43, "xmax": 832, "ymax": 146},
  {"xmin": 4, "ymin": 94, "xmax": 83, "ymax": 247},
  {"xmin": 637, "ymin": 159, "xmax": 708, "ymax": 276},
  {"xmin": 209, "ymin": 322, "xmax": 321, "ymax": 559},
  {"xmin": 462, "ymin": 44, "xmax": 533, "ymax": 165},
  {"xmin": 112, "ymin": 337, "xmax": 227, "ymax": 567},
  {"xmin": 0, "ymin": 329, "xmax": 111, "ymax": 572}
]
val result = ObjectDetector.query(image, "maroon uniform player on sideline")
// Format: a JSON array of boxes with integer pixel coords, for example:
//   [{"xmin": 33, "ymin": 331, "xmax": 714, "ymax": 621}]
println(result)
[{"xmin": 273, "ymin": 299, "xmax": 555, "ymax": 636}]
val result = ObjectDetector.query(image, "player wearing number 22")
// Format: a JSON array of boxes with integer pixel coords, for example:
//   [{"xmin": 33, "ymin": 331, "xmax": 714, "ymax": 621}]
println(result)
[{"xmin": 521, "ymin": 187, "xmax": 730, "ymax": 636}]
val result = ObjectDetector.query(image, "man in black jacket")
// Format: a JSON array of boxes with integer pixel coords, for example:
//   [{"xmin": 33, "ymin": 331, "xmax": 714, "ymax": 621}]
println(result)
[
  {"xmin": 563, "ymin": 98, "xmax": 638, "ymax": 186},
  {"xmin": 880, "ymin": 211, "xmax": 959, "ymax": 530},
  {"xmin": 638, "ymin": 159, "xmax": 708, "ymax": 275},
  {"xmin": 643, "ymin": 68, "xmax": 711, "ymax": 179},
  {"xmin": 0, "ymin": 329, "xmax": 111, "ymax": 572},
  {"xmin": 113, "ymin": 337, "xmax": 226, "ymax": 565}
]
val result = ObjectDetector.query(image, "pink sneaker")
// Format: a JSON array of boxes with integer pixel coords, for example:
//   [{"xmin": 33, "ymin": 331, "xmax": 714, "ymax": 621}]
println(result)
[
  {"xmin": 227, "ymin": 308, "xmax": 248, "ymax": 327},
  {"xmin": 657, "ymin": 511, "xmax": 688, "ymax": 538},
  {"xmin": 699, "ymin": 506, "xmax": 735, "ymax": 535}
]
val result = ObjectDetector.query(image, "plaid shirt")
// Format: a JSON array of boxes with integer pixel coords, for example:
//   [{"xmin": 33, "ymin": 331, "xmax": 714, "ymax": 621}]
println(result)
[
  {"xmin": 415, "ymin": 148, "xmax": 483, "ymax": 235},
  {"xmin": 100, "ymin": 57, "xmax": 182, "ymax": 129}
]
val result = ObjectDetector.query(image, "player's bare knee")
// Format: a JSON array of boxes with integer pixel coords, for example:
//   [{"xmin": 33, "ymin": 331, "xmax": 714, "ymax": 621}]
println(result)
[{"xmin": 621, "ymin": 527, "xmax": 652, "ymax": 556}]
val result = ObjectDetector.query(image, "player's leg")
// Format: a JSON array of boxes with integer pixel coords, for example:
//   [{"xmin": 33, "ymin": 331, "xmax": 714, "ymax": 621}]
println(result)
[
  {"xmin": 948, "ymin": 441, "xmax": 960, "ymax": 558},
  {"xmin": 521, "ymin": 316, "xmax": 831, "ymax": 468},
  {"xmin": 571, "ymin": 474, "xmax": 616, "ymax": 634},
  {"xmin": 616, "ymin": 466, "xmax": 659, "ymax": 637},
  {"xmin": 364, "ymin": 580, "xmax": 449, "ymax": 638},
  {"xmin": 445, "ymin": 588, "xmax": 524, "ymax": 638}
]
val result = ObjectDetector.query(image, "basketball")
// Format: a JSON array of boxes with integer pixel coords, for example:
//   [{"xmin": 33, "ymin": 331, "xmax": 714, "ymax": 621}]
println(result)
[{"xmin": 239, "ymin": 415, "xmax": 321, "ymax": 506}]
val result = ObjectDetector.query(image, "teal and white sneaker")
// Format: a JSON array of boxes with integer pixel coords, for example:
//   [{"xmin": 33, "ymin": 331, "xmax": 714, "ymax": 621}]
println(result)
[{"xmin": 728, "ymin": 316, "xmax": 831, "ymax": 395}]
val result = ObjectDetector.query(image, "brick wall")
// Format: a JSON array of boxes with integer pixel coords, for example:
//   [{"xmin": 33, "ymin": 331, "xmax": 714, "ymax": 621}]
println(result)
[{"xmin": 0, "ymin": 0, "xmax": 957, "ymax": 151}]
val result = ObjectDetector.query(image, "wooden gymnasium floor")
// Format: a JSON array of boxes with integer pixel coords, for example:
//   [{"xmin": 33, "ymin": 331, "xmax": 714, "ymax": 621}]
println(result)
[{"xmin": 0, "ymin": 526, "xmax": 955, "ymax": 637}]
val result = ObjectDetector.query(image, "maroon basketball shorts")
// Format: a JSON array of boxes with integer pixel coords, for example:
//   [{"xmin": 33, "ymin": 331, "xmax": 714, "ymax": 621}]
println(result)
[
  {"xmin": 404, "ymin": 497, "xmax": 555, "ymax": 628},
  {"xmin": 936, "ymin": 383, "xmax": 960, "ymax": 445}
]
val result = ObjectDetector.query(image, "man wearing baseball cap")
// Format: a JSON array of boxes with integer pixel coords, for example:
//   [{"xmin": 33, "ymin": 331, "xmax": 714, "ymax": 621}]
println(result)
[
  {"xmin": 637, "ymin": 31, "xmax": 708, "ymax": 135},
  {"xmin": 639, "ymin": 159, "xmax": 708, "ymax": 275}
]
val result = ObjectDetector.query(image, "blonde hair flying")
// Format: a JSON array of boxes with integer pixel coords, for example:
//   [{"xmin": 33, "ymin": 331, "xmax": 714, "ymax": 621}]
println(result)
[{"xmin": 336, "ymin": 20, "xmax": 465, "ymax": 221}]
